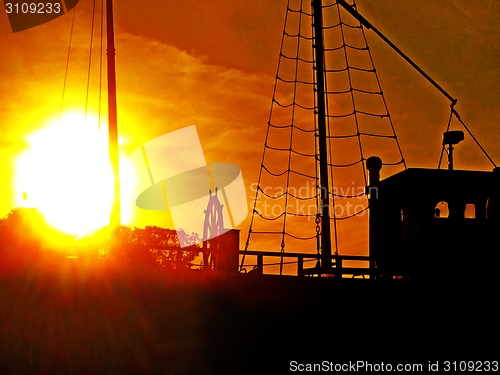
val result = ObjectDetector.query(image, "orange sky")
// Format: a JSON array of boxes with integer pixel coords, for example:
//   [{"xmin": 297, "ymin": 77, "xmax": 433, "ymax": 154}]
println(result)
[{"xmin": 1, "ymin": 0, "xmax": 499, "ymax": 260}]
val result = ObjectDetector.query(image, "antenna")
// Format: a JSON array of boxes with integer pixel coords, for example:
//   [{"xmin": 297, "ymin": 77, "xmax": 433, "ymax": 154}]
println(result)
[{"xmin": 443, "ymin": 130, "xmax": 464, "ymax": 170}]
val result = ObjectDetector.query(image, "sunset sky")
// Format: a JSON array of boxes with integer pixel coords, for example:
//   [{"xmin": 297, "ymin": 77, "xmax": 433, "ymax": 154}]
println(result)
[{"xmin": 1, "ymin": 0, "xmax": 499, "ymax": 259}]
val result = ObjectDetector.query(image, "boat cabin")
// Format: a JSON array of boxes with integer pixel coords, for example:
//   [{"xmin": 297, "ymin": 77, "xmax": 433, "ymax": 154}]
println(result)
[{"xmin": 366, "ymin": 157, "xmax": 500, "ymax": 280}]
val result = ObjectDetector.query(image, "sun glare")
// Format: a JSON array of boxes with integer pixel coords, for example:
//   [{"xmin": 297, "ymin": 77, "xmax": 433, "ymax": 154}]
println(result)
[{"xmin": 14, "ymin": 111, "xmax": 135, "ymax": 237}]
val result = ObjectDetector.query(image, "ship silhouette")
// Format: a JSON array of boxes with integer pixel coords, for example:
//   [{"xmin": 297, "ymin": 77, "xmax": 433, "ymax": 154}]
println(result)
[{"xmin": 2, "ymin": 0, "xmax": 498, "ymax": 373}]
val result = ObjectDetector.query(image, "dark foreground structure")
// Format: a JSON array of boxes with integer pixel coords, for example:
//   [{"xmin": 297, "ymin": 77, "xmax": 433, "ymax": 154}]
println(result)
[
  {"xmin": 0, "ymin": 261, "xmax": 498, "ymax": 374},
  {"xmin": 2, "ymin": 0, "xmax": 498, "ymax": 371},
  {"xmin": 367, "ymin": 159, "xmax": 500, "ymax": 280},
  {"xmin": 1, "ymin": 161, "xmax": 499, "ymax": 374}
]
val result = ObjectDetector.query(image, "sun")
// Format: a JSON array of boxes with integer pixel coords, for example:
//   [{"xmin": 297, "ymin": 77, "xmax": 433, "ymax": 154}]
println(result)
[{"xmin": 14, "ymin": 110, "xmax": 135, "ymax": 237}]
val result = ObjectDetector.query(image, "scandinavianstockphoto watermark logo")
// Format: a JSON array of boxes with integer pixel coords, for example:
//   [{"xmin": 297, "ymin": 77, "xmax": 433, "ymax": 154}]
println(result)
[
  {"xmin": 250, "ymin": 182, "xmax": 373, "ymax": 220},
  {"xmin": 129, "ymin": 126, "xmax": 248, "ymax": 248},
  {"xmin": 4, "ymin": 0, "xmax": 79, "ymax": 33}
]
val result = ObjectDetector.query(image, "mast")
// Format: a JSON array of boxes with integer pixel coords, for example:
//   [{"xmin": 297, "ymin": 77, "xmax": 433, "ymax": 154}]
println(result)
[
  {"xmin": 106, "ymin": 0, "xmax": 120, "ymax": 236},
  {"xmin": 312, "ymin": 0, "xmax": 332, "ymax": 270}
]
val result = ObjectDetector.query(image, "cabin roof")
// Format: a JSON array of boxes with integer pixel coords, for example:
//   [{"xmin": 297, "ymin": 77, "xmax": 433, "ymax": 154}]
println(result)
[{"xmin": 372, "ymin": 168, "xmax": 499, "ymax": 201}]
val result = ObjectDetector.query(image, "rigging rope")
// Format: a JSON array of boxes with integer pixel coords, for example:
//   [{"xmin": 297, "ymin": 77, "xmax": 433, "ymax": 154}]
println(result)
[
  {"xmin": 241, "ymin": 0, "xmax": 294, "ymax": 272},
  {"xmin": 452, "ymin": 109, "xmax": 497, "ymax": 168},
  {"xmin": 282, "ymin": 2, "xmax": 308, "ymax": 275},
  {"xmin": 60, "ymin": 1, "xmax": 104, "ymax": 132},
  {"xmin": 437, "ymin": 104, "xmax": 497, "ymax": 169},
  {"xmin": 84, "ymin": 0, "xmax": 98, "ymax": 123},
  {"xmin": 60, "ymin": 5, "xmax": 77, "ymax": 118},
  {"xmin": 98, "ymin": 0, "xmax": 104, "ymax": 129},
  {"xmin": 241, "ymin": 0, "xmax": 406, "ymax": 275}
]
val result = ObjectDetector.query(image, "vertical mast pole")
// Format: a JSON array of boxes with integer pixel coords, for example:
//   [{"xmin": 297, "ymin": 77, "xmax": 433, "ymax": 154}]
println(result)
[
  {"xmin": 312, "ymin": 0, "xmax": 332, "ymax": 271},
  {"xmin": 107, "ymin": 0, "xmax": 120, "ymax": 236}
]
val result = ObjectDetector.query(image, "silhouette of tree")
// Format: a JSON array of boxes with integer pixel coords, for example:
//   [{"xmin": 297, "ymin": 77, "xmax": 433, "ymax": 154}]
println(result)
[
  {"xmin": 0, "ymin": 208, "xmax": 201, "ymax": 271},
  {"xmin": 111, "ymin": 226, "xmax": 201, "ymax": 269},
  {"xmin": 0, "ymin": 208, "xmax": 73, "ymax": 273}
]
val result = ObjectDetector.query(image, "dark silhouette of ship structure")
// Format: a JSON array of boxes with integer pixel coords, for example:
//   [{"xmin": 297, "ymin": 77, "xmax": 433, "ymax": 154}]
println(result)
[
  {"xmin": 186, "ymin": 1, "xmax": 500, "ymax": 365},
  {"xmin": 207, "ymin": 147, "xmax": 500, "ymax": 280},
  {"xmin": 367, "ymin": 151, "xmax": 500, "ymax": 281},
  {"xmin": 205, "ymin": 0, "xmax": 500, "ymax": 282},
  {"xmin": 2, "ymin": 1, "xmax": 498, "ymax": 373}
]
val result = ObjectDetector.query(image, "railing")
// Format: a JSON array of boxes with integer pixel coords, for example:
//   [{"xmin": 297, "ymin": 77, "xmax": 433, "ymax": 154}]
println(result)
[
  {"xmin": 239, "ymin": 250, "xmax": 373, "ymax": 278},
  {"xmin": 128, "ymin": 245, "xmax": 375, "ymax": 277}
]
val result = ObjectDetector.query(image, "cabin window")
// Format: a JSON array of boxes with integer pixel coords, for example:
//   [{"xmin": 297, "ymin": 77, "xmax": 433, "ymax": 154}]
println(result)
[
  {"xmin": 486, "ymin": 198, "xmax": 491, "ymax": 220},
  {"xmin": 400, "ymin": 207, "xmax": 410, "ymax": 222},
  {"xmin": 465, "ymin": 204, "xmax": 475, "ymax": 219},
  {"xmin": 435, "ymin": 201, "xmax": 449, "ymax": 218}
]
